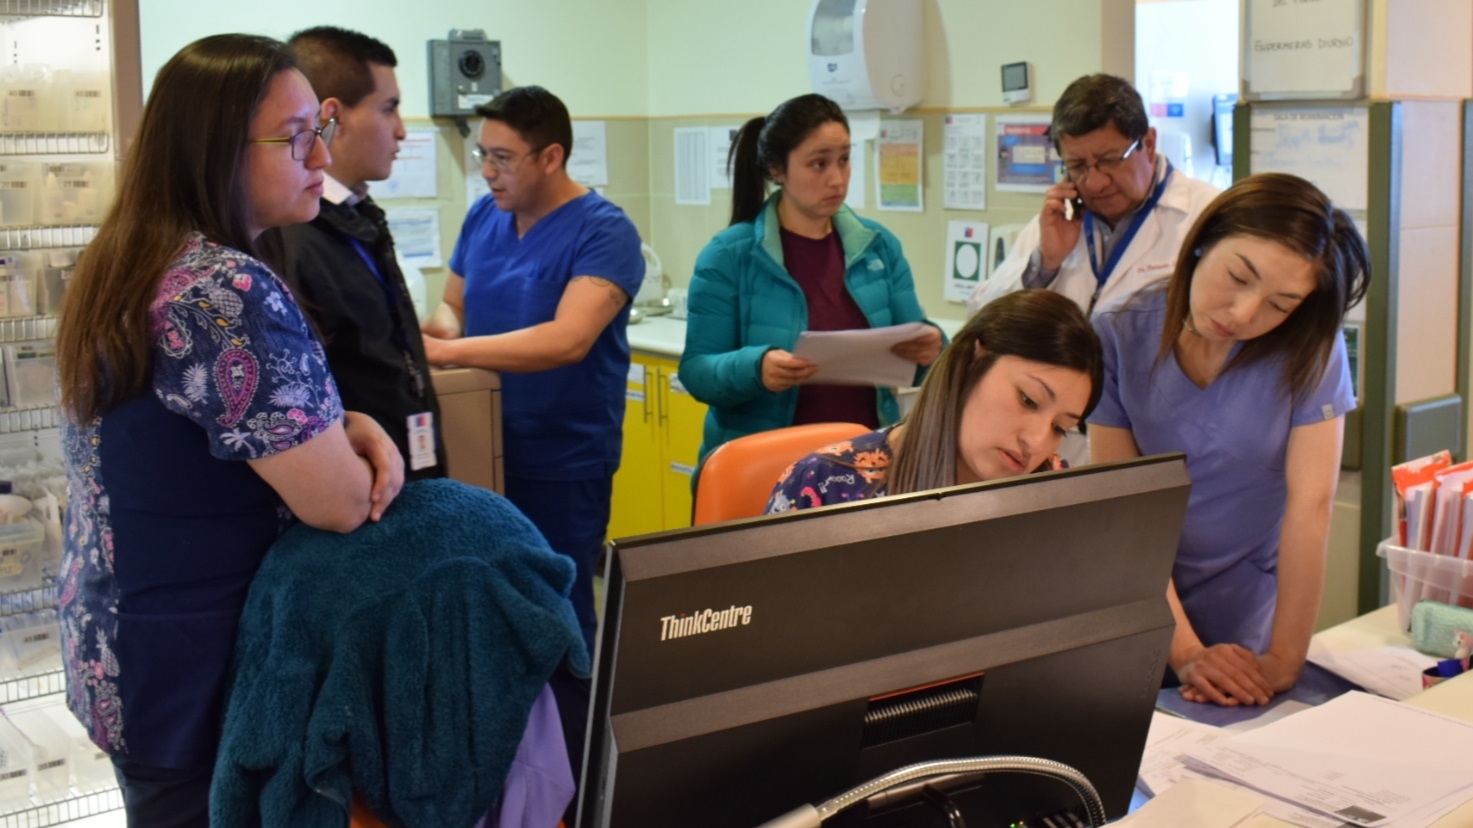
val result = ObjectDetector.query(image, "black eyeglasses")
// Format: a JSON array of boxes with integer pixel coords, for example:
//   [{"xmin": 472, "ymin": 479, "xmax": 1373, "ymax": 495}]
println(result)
[
  {"xmin": 1061, "ymin": 138, "xmax": 1141, "ymax": 180},
  {"xmin": 251, "ymin": 117, "xmax": 337, "ymax": 161}
]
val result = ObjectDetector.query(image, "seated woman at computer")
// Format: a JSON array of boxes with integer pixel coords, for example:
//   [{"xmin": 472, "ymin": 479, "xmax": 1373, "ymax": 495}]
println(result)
[
  {"xmin": 1089, "ymin": 173, "xmax": 1369, "ymax": 708},
  {"xmin": 679, "ymin": 93, "xmax": 944, "ymax": 469},
  {"xmin": 766, "ymin": 289, "xmax": 1101, "ymax": 512}
]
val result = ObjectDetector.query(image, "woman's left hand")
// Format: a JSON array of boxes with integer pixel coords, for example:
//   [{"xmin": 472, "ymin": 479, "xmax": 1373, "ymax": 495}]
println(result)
[
  {"xmin": 891, "ymin": 327, "xmax": 942, "ymax": 366},
  {"xmin": 343, "ymin": 412, "xmax": 405, "ymax": 521}
]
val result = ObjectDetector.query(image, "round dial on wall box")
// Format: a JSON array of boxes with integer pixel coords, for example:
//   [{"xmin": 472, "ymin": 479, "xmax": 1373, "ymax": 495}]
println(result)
[{"xmin": 458, "ymin": 50, "xmax": 485, "ymax": 79}]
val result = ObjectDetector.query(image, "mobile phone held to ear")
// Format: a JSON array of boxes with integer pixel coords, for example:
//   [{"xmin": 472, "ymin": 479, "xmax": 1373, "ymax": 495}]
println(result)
[{"xmin": 1063, "ymin": 196, "xmax": 1084, "ymax": 223}]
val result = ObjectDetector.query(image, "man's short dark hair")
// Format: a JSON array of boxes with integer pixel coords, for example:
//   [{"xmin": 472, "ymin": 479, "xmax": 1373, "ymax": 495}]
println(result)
[
  {"xmin": 287, "ymin": 26, "xmax": 397, "ymax": 108},
  {"xmin": 475, "ymin": 86, "xmax": 573, "ymax": 168},
  {"xmin": 1049, "ymin": 74, "xmax": 1148, "ymax": 150}
]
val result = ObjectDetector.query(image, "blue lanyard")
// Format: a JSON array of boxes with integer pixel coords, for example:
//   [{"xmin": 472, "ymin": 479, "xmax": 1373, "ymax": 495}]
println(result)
[
  {"xmin": 1084, "ymin": 161, "xmax": 1174, "ymax": 290},
  {"xmin": 347, "ymin": 235, "xmax": 427, "ymax": 399}
]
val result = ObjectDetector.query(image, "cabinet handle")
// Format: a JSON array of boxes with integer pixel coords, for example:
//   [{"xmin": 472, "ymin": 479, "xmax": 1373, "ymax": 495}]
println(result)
[
  {"xmin": 657, "ymin": 368, "xmax": 669, "ymax": 427},
  {"xmin": 641, "ymin": 369, "xmax": 652, "ymax": 424}
]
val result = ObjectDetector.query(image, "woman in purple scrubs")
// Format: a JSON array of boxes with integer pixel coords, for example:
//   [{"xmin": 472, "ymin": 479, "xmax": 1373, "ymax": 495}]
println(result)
[{"xmin": 1090, "ymin": 173, "xmax": 1369, "ymax": 708}]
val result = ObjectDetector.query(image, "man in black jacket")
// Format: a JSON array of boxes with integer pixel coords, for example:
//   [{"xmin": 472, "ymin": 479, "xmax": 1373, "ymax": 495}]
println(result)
[{"xmin": 264, "ymin": 26, "xmax": 445, "ymax": 480}]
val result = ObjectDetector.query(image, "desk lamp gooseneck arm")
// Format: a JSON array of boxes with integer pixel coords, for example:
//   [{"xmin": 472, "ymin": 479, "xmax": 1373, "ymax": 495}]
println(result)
[{"xmin": 754, "ymin": 755, "xmax": 1107, "ymax": 828}]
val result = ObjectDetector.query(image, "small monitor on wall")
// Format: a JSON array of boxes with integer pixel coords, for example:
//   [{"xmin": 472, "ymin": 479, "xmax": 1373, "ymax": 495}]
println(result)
[
  {"xmin": 578, "ymin": 455, "xmax": 1191, "ymax": 827},
  {"xmin": 1002, "ymin": 61, "xmax": 1032, "ymax": 105}
]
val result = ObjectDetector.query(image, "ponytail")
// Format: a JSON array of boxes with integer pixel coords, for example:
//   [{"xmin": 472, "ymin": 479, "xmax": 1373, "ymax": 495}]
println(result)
[{"xmin": 728, "ymin": 116, "xmax": 767, "ymax": 226}]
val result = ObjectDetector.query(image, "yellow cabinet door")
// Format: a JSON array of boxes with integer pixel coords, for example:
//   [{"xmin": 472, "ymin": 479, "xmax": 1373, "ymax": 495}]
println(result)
[
  {"xmin": 659, "ymin": 359, "xmax": 707, "ymax": 531},
  {"xmin": 608, "ymin": 355, "xmax": 664, "ymax": 540}
]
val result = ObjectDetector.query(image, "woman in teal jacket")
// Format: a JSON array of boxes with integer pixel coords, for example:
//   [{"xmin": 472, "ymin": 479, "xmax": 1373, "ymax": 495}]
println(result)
[{"xmin": 680, "ymin": 94, "xmax": 943, "ymax": 466}]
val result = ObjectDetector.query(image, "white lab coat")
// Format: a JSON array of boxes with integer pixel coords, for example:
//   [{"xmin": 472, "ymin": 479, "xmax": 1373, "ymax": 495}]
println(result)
[{"xmin": 967, "ymin": 159, "xmax": 1222, "ymax": 318}]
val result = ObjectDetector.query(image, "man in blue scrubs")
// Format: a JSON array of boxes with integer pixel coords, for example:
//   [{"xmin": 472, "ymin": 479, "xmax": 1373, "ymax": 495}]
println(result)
[{"xmin": 423, "ymin": 85, "xmax": 643, "ymax": 656}]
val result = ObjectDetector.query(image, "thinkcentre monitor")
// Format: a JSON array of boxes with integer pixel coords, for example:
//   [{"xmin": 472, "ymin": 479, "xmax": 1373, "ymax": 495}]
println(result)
[{"xmin": 579, "ymin": 455, "xmax": 1190, "ymax": 827}]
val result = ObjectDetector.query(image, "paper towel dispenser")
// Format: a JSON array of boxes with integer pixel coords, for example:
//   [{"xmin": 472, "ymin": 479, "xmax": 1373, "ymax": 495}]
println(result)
[{"xmin": 807, "ymin": 0, "xmax": 923, "ymax": 113}]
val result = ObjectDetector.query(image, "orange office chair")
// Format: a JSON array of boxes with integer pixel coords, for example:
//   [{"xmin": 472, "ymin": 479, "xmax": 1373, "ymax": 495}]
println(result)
[{"xmin": 692, "ymin": 422, "xmax": 871, "ymax": 525}]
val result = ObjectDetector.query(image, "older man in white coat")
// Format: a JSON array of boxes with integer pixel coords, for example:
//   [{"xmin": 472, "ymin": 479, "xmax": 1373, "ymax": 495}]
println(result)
[{"xmin": 968, "ymin": 74, "xmax": 1220, "ymax": 319}]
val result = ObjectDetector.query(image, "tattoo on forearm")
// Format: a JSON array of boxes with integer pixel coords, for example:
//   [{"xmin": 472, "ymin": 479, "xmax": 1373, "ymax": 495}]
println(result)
[{"xmin": 575, "ymin": 275, "xmax": 629, "ymax": 309}]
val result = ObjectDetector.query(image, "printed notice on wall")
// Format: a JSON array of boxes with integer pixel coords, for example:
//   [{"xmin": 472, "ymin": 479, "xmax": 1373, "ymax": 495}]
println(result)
[
  {"xmin": 569, "ymin": 120, "xmax": 609, "ymax": 188},
  {"xmin": 675, "ymin": 127, "xmax": 711, "ymax": 205},
  {"xmin": 943, "ymin": 113, "xmax": 987, "ymax": 211},
  {"xmin": 876, "ymin": 119, "xmax": 923, "ymax": 212},
  {"xmin": 379, "ymin": 128, "xmax": 439, "ymax": 199},
  {"xmin": 1249, "ymin": 106, "xmax": 1368, "ymax": 212},
  {"xmin": 711, "ymin": 126, "xmax": 739, "ymax": 189},
  {"xmin": 1244, "ymin": 0, "xmax": 1365, "ymax": 100},
  {"xmin": 944, "ymin": 220, "xmax": 989, "ymax": 304},
  {"xmin": 995, "ymin": 115, "xmax": 1057, "ymax": 192},
  {"xmin": 385, "ymin": 207, "xmax": 442, "ymax": 270},
  {"xmin": 846, "ymin": 141, "xmax": 867, "ymax": 209}
]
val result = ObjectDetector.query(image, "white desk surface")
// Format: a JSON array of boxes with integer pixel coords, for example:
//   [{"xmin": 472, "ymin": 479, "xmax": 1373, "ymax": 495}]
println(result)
[{"xmin": 1163, "ymin": 604, "xmax": 1473, "ymax": 827}]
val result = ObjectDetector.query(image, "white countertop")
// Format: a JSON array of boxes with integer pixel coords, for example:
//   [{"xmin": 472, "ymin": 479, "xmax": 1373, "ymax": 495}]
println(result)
[{"xmin": 626, "ymin": 314, "xmax": 968, "ymax": 358}]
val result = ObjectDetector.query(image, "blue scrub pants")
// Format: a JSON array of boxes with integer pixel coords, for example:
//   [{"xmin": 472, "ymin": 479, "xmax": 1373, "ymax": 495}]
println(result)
[
  {"xmin": 502, "ymin": 474, "xmax": 610, "ymax": 658},
  {"xmin": 112, "ymin": 756, "xmax": 213, "ymax": 828}
]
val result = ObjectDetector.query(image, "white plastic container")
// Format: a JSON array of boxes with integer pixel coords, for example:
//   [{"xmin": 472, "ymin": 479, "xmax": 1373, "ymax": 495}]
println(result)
[
  {"xmin": 0, "ymin": 714, "xmax": 33, "ymax": 809},
  {"xmin": 0, "ymin": 64, "xmax": 50, "ymax": 133},
  {"xmin": 1376, "ymin": 538, "xmax": 1473, "ymax": 631},
  {"xmin": 0, "ymin": 518, "xmax": 46, "ymax": 594},
  {"xmin": 4, "ymin": 698, "xmax": 73, "ymax": 798},
  {"xmin": 0, "ymin": 163, "xmax": 38, "ymax": 228},
  {"xmin": 56, "ymin": 69, "xmax": 110, "ymax": 134},
  {"xmin": 40, "ymin": 163, "xmax": 110, "ymax": 225}
]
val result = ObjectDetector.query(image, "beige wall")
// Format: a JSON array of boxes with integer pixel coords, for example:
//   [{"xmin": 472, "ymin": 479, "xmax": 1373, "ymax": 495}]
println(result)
[{"xmin": 644, "ymin": 0, "xmax": 1138, "ymax": 322}]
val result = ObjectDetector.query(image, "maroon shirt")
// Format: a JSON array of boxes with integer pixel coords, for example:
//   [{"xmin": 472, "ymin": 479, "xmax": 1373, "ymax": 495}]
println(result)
[{"xmin": 780, "ymin": 227, "xmax": 879, "ymax": 428}]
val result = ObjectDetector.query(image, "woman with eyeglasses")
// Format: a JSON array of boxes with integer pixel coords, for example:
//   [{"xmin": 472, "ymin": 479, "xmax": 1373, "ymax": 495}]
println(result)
[
  {"xmin": 681, "ymin": 94, "xmax": 945, "ymax": 470},
  {"xmin": 55, "ymin": 34, "xmax": 403, "ymax": 825},
  {"xmin": 1090, "ymin": 173, "xmax": 1369, "ymax": 708}
]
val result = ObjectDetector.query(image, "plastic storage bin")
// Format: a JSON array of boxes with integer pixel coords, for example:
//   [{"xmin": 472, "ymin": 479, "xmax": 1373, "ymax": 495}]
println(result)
[
  {"xmin": 1376, "ymin": 538, "xmax": 1473, "ymax": 631},
  {"xmin": 0, "ymin": 162, "xmax": 38, "ymax": 228},
  {"xmin": 37, "ymin": 162, "xmax": 111, "ymax": 226},
  {"xmin": 0, "ymin": 518, "xmax": 46, "ymax": 593}
]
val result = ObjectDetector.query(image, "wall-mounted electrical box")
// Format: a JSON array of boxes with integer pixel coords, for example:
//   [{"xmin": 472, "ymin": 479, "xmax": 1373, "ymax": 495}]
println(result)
[{"xmin": 427, "ymin": 29, "xmax": 502, "ymax": 118}]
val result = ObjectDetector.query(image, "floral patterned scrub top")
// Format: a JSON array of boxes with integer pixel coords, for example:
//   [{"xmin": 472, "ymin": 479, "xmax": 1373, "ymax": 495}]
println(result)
[
  {"xmin": 766, "ymin": 426, "xmax": 1065, "ymax": 513},
  {"xmin": 59, "ymin": 234, "xmax": 342, "ymax": 767}
]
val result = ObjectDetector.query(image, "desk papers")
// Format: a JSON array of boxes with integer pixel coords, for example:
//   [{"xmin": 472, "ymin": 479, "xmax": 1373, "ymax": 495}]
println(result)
[
  {"xmin": 1307, "ymin": 641, "xmax": 1436, "ymax": 701},
  {"xmin": 1117, "ymin": 778, "xmax": 1263, "ymax": 828},
  {"xmin": 1181, "ymin": 692, "xmax": 1473, "ymax": 827},
  {"xmin": 792, "ymin": 322, "xmax": 929, "ymax": 388}
]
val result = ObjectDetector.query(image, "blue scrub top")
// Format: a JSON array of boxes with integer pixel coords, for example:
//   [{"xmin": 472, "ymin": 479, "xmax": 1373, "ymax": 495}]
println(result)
[
  {"xmin": 450, "ymin": 192, "xmax": 643, "ymax": 481},
  {"xmin": 1090, "ymin": 288, "xmax": 1355, "ymax": 652}
]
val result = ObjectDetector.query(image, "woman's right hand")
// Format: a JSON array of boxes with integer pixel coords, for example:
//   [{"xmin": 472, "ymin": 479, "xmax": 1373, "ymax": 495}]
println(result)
[
  {"xmin": 1174, "ymin": 643, "xmax": 1275, "ymax": 707},
  {"xmin": 761, "ymin": 349, "xmax": 819, "ymax": 392}
]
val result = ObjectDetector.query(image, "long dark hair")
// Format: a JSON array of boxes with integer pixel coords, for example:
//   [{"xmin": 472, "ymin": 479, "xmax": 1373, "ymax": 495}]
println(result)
[
  {"xmin": 727, "ymin": 93, "xmax": 848, "ymax": 226},
  {"xmin": 1159, "ymin": 172, "xmax": 1370, "ymax": 398},
  {"xmin": 58, "ymin": 34, "xmax": 297, "ymax": 423},
  {"xmin": 889, "ymin": 290, "xmax": 1103, "ymax": 495}
]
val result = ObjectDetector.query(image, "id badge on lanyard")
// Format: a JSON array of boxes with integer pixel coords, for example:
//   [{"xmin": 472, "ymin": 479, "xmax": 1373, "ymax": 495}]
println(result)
[{"xmin": 1084, "ymin": 163, "xmax": 1173, "ymax": 309}]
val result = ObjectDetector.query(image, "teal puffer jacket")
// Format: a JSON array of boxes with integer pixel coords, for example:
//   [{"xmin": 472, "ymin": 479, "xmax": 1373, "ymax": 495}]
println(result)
[{"xmin": 679, "ymin": 194, "xmax": 940, "ymax": 466}]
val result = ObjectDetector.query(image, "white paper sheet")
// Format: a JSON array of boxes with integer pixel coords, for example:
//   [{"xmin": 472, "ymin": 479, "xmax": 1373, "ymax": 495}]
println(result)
[
  {"xmin": 943, "ymin": 113, "xmax": 987, "ymax": 211},
  {"xmin": 378, "ymin": 128, "xmax": 438, "ymax": 199},
  {"xmin": 569, "ymin": 120, "xmax": 609, "ymax": 188},
  {"xmin": 1182, "ymin": 692, "xmax": 1473, "ymax": 827},
  {"xmin": 1116, "ymin": 778, "xmax": 1262, "ymax": 828},
  {"xmin": 793, "ymin": 322, "xmax": 929, "ymax": 388},
  {"xmin": 846, "ymin": 141, "xmax": 867, "ymax": 209},
  {"xmin": 1306, "ymin": 641, "xmax": 1437, "ymax": 701},
  {"xmin": 876, "ymin": 119, "xmax": 923, "ymax": 212},
  {"xmin": 711, "ymin": 125, "xmax": 739, "ymax": 189},
  {"xmin": 384, "ymin": 207, "xmax": 442, "ymax": 269},
  {"xmin": 944, "ymin": 220, "xmax": 988, "ymax": 304},
  {"xmin": 674, "ymin": 127, "xmax": 711, "ymax": 205}
]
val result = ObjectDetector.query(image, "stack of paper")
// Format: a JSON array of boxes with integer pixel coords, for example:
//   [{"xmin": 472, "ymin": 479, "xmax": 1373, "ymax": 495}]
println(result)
[
  {"xmin": 1139, "ymin": 713, "xmax": 1350, "ymax": 828},
  {"xmin": 1305, "ymin": 640, "xmax": 1436, "ymax": 701},
  {"xmin": 1180, "ymin": 692, "xmax": 1473, "ymax": 827}
]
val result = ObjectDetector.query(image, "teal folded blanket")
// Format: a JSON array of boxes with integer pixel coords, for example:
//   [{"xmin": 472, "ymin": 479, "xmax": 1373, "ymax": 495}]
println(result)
[{"xmin": 211, "ymin": 478, "xmax": 589, "ymax": 828}]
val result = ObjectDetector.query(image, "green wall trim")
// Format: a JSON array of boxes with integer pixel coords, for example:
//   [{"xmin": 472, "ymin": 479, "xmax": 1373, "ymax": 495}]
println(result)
[{"xmin": 1358, "ymin": 101, "xmax": 1400, "ymax": 614}]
